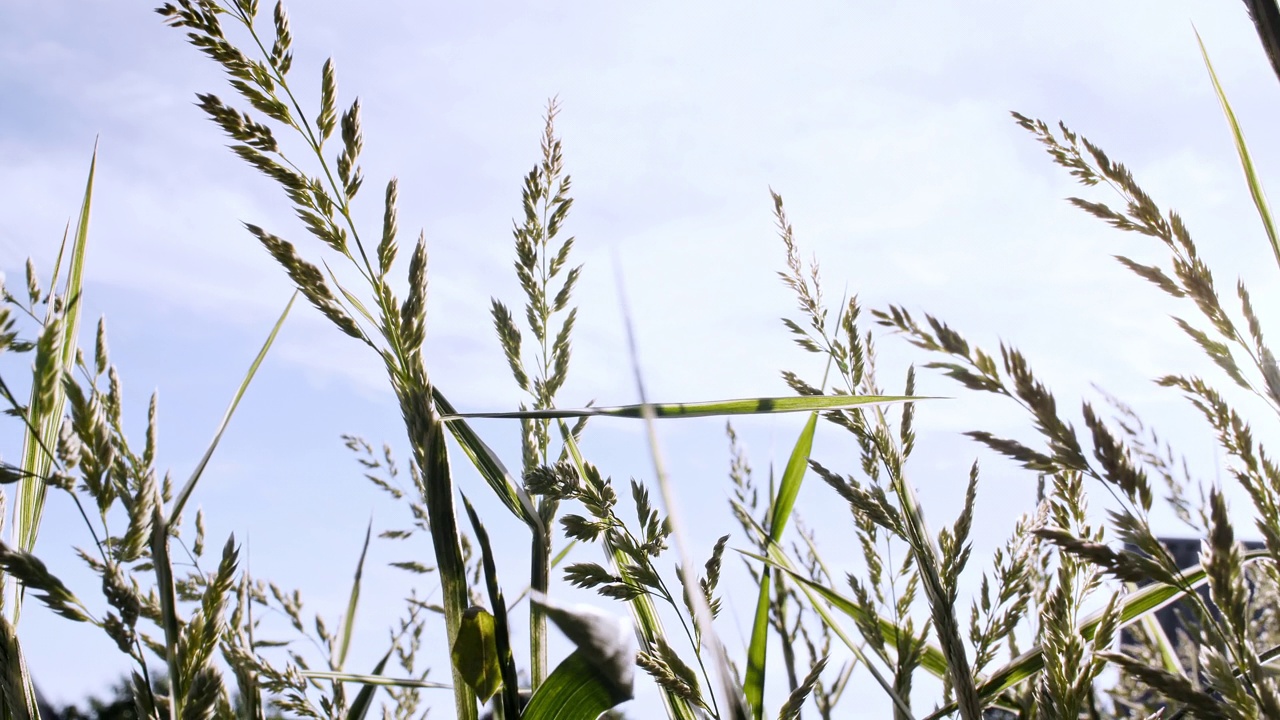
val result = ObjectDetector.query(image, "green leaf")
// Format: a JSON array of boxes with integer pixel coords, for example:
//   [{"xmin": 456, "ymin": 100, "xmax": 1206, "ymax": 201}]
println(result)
[
  {"xmin": 521, "ymin": 649, "xmax": 628, "ymax": 720},
  {"xmin": 451, "ymin": 606, "xmax": 503, "ymax": 704},
  {"xmin": 531, "ymin": 591, "xmax": 634, "ymax": 702},
  {"xmin": 1197, "ymin": 28, "xmax": 1280, "ymax": 273},
  {"xmin": 744, "ymin": 412, "xmax": 818, "ymax": 720},
  {"xmin": 170, "ymin": 291, "xmax": 296, "ymax": 522},
  {"xmin": 445, "ymin": 394, "xmax": 926, "ymax": 421}
]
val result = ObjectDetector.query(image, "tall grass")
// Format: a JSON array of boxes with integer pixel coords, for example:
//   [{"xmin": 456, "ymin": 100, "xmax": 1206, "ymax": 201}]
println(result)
[{"xmin": 7, "ymin": 1, "xmax": 1280, "ymax": 719}]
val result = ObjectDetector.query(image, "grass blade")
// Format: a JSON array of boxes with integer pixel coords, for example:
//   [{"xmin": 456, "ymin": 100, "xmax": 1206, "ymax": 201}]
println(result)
[
  {"xmin": 743, "ymin": 546, "xmax": 948, "ymax": 673},
  {"xmin": 335, "ymin": 520, "xmax": 373, "ymax": 670},
  {"xmin": 747, "ymin": 542, "xmax": 1267, "ymax": 718},
  {"xmin": 461, "ymin": 494, "xmax": 521, "ymax": 718},
  {"xmin": 520, "ymin": 649, "xmax": 626, "ymax": 720},
  {"xmin": 0, "ymin": 614, "xmax": 36, "ymax": 720},
  {"xmin": 744, "ymin": 412, "xmax": 818, "ymax": 719},
  {"xmin": 1197, "ymin": 28, "xmax": 1280, "ymax": 271},
  {"xmin": 415, "ymin": 395, "xmax": 476, "ymax": 720},
  {"xmin": 739, "ymin": 543, "xmax": 916, "ymax": 717},
  {"xmin": 150, "ymin": 501, "xmax": 181, "ymax": 719},
  {"xmin": 8, "ymin": 144, "xmax": 96, "ymax": 624},
  {"xmin": 432, "ymin": 388, "xmax": 543, "ymax": 536},
  {"xmin": 301, "ymin": 671, "xmax": 450, "ymax": 690},
  {"xmin": 343, "ymin": 647, "xmax": 394, "ymax": 720},
  {"xmin": 444, "ymin": 394, "xmax": 927, "ymax": 421},
  {"xmin": 557, "ymin": 422, "xmax": 700, "ymax": 720},
  {"xmin": 170, "ymin": 292, "xmax": 297, "ymax": 522},
  {"xmin": 509, "ymin": 539, "xmax": 578, "ymax": 609}
]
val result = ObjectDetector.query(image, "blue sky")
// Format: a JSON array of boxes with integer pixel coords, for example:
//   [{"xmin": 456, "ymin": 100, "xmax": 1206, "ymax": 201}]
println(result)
[{"xmin": 3, "ymin": 1, "xmax": 1280, "ymax": 716}]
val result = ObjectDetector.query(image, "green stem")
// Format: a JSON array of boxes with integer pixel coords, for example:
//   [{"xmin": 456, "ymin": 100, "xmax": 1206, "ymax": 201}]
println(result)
[
  {"xmin": 530, "ymin": 535, "xmax": 550, "ymax": 689},
  {"xmin": 401, "ymin": 375, "xmax": 476, "ymax": 720}
]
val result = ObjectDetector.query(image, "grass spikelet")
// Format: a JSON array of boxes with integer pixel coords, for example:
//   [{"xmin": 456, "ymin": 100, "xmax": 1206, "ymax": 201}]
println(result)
[
  {"xmin": 244, "ymin": 223, "xmax": 365, "ymax": 340},
  {"xmin": 0, "ymin": 540, "xmax": 91, "ymax": 623},
  {"xmin": 636, "ymin": 635, "xmax": 707, "ymax": 710},
  {"xmin": 378, "ymin": 178, "xmax": 399, "ymax": 279}
]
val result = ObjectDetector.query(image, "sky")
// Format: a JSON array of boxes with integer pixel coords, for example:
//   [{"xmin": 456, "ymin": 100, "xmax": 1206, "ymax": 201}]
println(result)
[{"xmin": 3, "ymin": 1, "xmax": 1280, "ymax": 717}]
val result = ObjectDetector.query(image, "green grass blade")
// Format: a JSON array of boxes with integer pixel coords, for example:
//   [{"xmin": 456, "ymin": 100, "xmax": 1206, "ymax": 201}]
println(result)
[
  {"xmin": 743, "ymin": 412, "xmax": 818, "ymax": 719},
  {"xmin": 335, "ymin": 520, "xmax": 373, "ymax": 670},
  {"xmin": 324, "ymin": 258, "xmax": 378, "ymax": 331},
  {"xmin": 301, "ymin": 671, "xmax": 451, "ymax": 690},
  {"xmin": 417, "ymin": 400, "xmax": 476, "ymax": 720},
  {"xmin": 9, "ymin": 144, "xmax": 96, "ymax": 624},
  {"xmin": 751, "ymin": 542, "xmax": 1267, "ymax": 716},
  {"xmin": 743, "ymin": 578, "xmax": 772, "ymax": 720},
  {"xmin": 343, "ymin": 646, "xmax": 394, "ymax": 720},
  {"xmin": 169, "ymin": 292, "xmax": 296, "ymax": 523},
  {"xmin": 521, "ymin": 649, "xmax": 628, "ymax": 720},
  {"xmin": 741, "ymin": 545, "xmax": 948, "ymax": 675},
  {"xmin": 432, "ymin": 388, "xmax": 543, "ymax": 535},
  {"xmin": 768, "ymin": 413, "xmax": 817, "ymax": 542},
  {"xmin": 0, "ymin": 614, "xmax": 37, "ymax": 720},
  {"xmin": 444, "ymin": 394, "xmax": 927, "ymax": 421},
  {"xmin": 1197, "ymin": 28, "xmax": 1280, "ymax": 271},
  {"xmin": 1139, "ymin": 605, "xmax": 1183, "ymax": 675},
  {"xmin": 557, "ymin": 422, "xmax": 699, "ymax": 720},
  {"xmin": 740, "ymin": 543, "xmax": 917, "ymax": 718},
  {"xmin": 461, "ymin": 494, "xmax": 521, "ymax": 717},
  {"xmin": 150, "ymin": 502, "xmax": 182, "ymax": 719}
]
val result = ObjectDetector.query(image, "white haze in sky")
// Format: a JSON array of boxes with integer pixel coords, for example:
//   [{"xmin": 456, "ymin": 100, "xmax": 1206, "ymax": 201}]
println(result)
[{"xmin": 3, "ymin": 1, "xmax": 1280, "ymax": 716}]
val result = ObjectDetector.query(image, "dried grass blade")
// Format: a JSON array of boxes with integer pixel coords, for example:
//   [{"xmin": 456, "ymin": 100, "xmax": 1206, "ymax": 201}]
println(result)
[
  {"xmin": 170, "ymin": 292, "xmax": 296, "ymax": 522},
  {"xmin": 744, "ymin": 412, "xmax": 818, "ymax": 720},
  {"xmin": 1197, "ymin": 28, "xmax": 1280, "ymax": 271}
]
